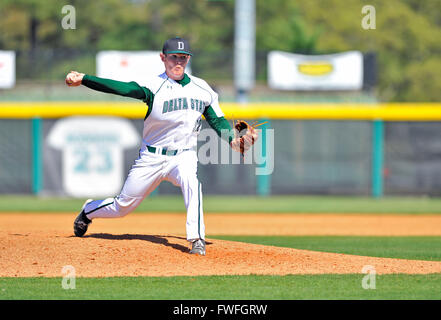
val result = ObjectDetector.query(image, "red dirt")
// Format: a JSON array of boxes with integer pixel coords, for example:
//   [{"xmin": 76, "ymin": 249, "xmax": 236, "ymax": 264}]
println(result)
[{"xmin": 1, "ymin": 213, "xmax": 441, "ymax": 277}]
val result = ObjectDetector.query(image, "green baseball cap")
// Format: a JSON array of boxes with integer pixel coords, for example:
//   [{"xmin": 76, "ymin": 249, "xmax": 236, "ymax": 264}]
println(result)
[{"xmin": 162, "ymin": 37, "xmax": 192, "ymax": 56}]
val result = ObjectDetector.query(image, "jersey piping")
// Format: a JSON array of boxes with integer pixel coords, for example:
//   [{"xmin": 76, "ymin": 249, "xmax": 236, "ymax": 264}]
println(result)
[{"xmin": 144, "ymin": 78, "xmax": 168, "ymax": 120}]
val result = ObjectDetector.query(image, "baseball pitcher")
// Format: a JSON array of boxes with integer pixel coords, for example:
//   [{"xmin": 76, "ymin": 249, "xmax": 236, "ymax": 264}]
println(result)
[{"xmin": 66, "ymin": 37, "xmax": 258, "ymax": 255}]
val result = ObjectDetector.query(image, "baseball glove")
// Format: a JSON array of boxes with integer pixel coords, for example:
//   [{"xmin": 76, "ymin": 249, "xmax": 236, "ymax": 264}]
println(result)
[{"xmin": 230, "ymin": 120, "xmax": 263, "ymax": 155}]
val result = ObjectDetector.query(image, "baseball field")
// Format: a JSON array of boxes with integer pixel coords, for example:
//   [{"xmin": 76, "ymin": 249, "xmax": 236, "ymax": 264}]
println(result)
[{"xmin": 1, "ymin": 195, "xmax": 441, "ymax": 300}]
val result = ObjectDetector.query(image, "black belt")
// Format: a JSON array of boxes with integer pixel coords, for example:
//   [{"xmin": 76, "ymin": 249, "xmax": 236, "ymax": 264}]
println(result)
[{"xmin": 146, "ymin": 145, "xmax": 189, "ymax": 156}]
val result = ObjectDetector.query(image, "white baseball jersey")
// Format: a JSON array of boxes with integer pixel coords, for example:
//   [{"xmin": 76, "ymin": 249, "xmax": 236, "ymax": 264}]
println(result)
[{"xmin": 140, "ymin": 72, "xmax": 224, "ymax": 150}]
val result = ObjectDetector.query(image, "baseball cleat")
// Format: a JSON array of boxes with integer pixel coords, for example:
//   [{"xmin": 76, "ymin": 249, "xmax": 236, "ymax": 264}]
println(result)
[
  {"xmin": 189, "ymin": 239, "xmax": 206, "ymax": 256},
  {"xmin": 73, "ymin": 199, "xmax": 93, "ymax": 237}
]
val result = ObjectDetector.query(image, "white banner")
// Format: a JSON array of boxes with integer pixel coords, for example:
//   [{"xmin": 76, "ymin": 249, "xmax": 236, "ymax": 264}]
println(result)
[
  {"xmin": 97, "ymin": 51, "xmax": 191, "ymax": 85},
  {"xmin": 47, "ymin": 117, "xmax": 139, "ymax": 198},
  {"xmin": 0, "ymin": 51, "xmax": 15, "ymax": 88},
  {"xmin": 268, "ymin": 51, "xmax": 363, "ymax": 91}
]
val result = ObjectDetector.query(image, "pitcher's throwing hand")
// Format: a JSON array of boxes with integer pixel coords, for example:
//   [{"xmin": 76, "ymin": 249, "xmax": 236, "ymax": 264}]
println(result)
[{"xmin": 65, "ymin": 71, "xmax": 84, "ymax": 86}]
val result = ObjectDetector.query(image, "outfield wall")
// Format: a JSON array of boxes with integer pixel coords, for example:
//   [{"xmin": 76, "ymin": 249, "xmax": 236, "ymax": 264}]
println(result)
[{"xmin": 1, "ymin": 102, "xmax": 441, "ymax": 197}]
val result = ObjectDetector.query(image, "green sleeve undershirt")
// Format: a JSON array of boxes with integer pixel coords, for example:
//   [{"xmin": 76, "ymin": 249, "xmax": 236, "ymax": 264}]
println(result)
[
  {"xmin": 203, "ymin": 106, "xmax": 234, "ymax": 144},
  {"xmin": 82, "ymin": 74, "xmax": 154, "ymax": 107}
]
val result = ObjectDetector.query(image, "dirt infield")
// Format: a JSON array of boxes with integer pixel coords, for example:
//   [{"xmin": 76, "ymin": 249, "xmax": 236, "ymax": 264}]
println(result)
[{"xmin": 2, "ymin": 213, "xmax": 441, "ymax": 277}]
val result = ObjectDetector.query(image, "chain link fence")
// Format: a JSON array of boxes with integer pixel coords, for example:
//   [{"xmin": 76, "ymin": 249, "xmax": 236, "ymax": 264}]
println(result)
[{"xmin": 1, "ymin": 118, "xmax": 441, "ymax": 196}]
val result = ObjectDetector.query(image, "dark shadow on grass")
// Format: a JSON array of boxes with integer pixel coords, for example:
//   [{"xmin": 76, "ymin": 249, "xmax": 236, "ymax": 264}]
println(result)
[{"xmin": 84, "ymin": 233, "xmax": 212, "ymax": 254}]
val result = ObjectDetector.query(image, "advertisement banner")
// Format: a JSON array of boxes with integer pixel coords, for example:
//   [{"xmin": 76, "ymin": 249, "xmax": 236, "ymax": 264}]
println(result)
[
  {"xmin": 97, "ymin": 51, "xmax": 191, "ymax": 86},
  {"xmin": 268, "ymin": 51, "xmax": 363, "ymax": 91},
  {"xmin": 0, "ymin": 51, "xmax": 15, "ymax": 89}
]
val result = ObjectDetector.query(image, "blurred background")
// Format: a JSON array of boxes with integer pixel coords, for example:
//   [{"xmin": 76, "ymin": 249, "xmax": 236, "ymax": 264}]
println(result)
[{"xmin": 0, "ymin": 0, "xmax": 440, "ymax": 199}]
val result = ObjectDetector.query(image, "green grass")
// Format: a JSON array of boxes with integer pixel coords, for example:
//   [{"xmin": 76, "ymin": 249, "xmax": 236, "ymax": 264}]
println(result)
[
  {"xmin": 1, "ymin": 274, "xmax": 441, "ymax": 300},
  {"xmin": 210, "ymin": 236, "xmax": 441, "ymax": 261},
  {"xmin": 1, "ymin": 236, "xmax": 441, "ymax": 300},
  {"xmin": 1, "ymin": 195, "xmax": 441, "ymax": 214}
]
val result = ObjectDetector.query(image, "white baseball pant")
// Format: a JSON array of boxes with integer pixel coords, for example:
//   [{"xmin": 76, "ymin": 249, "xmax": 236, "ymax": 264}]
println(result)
[{"xmin": 83, "ymin": 148, "xmax": 205, "ymax": 241}]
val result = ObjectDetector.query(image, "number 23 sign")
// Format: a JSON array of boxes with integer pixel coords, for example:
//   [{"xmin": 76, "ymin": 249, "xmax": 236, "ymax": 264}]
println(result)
[{"xmin": 48, "ymin": 117, "xmax": 138, "ymax": 198}]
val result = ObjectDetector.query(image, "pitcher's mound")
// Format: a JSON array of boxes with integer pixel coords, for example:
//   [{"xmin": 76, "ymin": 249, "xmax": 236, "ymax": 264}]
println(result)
[{"xmin": 2, "ymin": 231, "xmax": 441, "ymax": 277}]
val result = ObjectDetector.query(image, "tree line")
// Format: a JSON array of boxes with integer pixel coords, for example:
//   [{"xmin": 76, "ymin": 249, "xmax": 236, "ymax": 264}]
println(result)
[{"xmin": 0, "ymin": 0, "xmax": 440, "ymax": 102}]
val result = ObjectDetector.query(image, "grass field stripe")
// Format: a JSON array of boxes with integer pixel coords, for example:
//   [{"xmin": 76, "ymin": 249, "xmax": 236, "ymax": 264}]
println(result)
[
  {"xmin": 4, "ymin": 274, "xmax": 441, "ymax": 299},
  {"xmin": 2, "ymin": 195, "xmax": 441, "ymax": 213}
]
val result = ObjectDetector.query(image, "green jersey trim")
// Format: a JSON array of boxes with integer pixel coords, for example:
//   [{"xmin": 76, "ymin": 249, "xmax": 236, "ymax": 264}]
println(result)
[
  {"xmin": 175, "ymin": 73, "xmax": 191, "ymax": 87},
  {"xmin": 144, "ymin": 78, "xmax": 168, "ymax": 120},
  {"xmin": 197, "ymin": 182, "xmax": 202, "ymax": 239},
  {"xmin": 203, "ymin": 106, "xmax": 234, "ymax": 144},
  {"xmin": 143, "ymin": 88, "xmax": 155, "ymax": 120}
]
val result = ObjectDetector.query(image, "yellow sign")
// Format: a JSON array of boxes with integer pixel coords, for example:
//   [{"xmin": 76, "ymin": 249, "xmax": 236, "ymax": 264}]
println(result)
[{"xmin": 298, "ymin": 61, "xmax": 333, "ymax": 76}]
